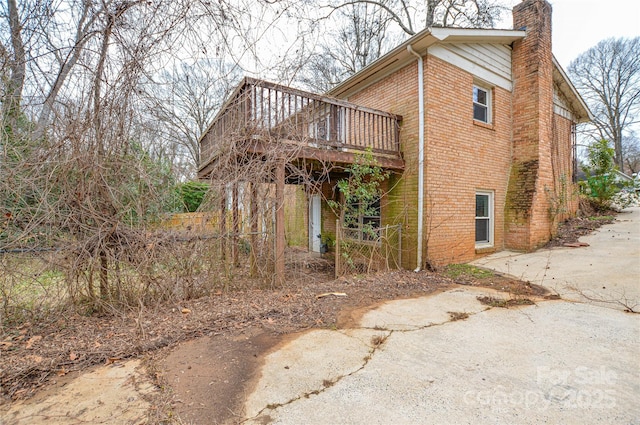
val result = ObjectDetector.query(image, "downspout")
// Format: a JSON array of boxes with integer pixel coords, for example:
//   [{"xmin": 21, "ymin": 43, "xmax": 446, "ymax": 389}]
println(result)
[{"xmin": 407, "ymin": 45, "xmax": 425, "ymax": 272}]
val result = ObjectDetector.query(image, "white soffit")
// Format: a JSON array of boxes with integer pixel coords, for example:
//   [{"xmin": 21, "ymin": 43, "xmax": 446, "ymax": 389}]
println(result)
[{"xmin": 427, "ymin": 44, "xmax": 513, "ymax": 91}]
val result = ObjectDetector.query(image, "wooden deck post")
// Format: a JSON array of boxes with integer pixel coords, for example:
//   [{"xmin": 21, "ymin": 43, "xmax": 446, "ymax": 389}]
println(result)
[
  {"xmin": 249, "ymin": 182, "xmax": 258, "ymax": 277},
  {"xmin": 274, "ymin": 160, "xmax": 285, "ymax": 286},
  {"xmin": 219, "ymin": 189, "xmax": 226, "ymax": 261},
  {"xmin": 232, "ymin": 182, "xmax": 240, "ymax": 267},
  {"xmin": 335, "ymin": 219, "xmax": 340, "ymax": 278}
]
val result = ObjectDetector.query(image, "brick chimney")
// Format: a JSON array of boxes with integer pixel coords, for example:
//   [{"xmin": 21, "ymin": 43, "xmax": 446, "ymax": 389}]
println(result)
[{"xmin": 505, "ymin": 0, "xmax": 555, "ymax": 251}]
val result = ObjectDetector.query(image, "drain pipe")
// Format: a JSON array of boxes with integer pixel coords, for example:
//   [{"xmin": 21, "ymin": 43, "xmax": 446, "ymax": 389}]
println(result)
[{"xmin": 407, "ymin": 44, "xmax": 425, "ymax": 272}]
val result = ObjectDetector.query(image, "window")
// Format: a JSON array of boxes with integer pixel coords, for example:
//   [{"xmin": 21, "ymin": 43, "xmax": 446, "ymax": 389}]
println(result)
[
  {"xmin": 475, "ymin": 191, "xmax": 493, "ymax": 247},
  {"xmin": 344, "ymin": 198, "xmax": 381, "ymax": 242},
  {"xmin": 473, "ymin": 85, "xmax": 491, "ymax": 124}
]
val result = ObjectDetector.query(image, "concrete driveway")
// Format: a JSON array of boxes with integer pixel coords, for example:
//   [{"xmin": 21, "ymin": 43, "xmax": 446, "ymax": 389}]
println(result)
[
  {"xmin": 473, "ymin": 207, "xmax": 640, "ymax": 313},
  {"xmin": 242, "ymin": 209, "xmax": 640, "ymax": 424}
]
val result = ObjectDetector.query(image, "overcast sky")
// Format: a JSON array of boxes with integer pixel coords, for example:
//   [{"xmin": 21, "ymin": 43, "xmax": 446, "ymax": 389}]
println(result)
[{"xmin": 503, "ymin": 0, "xmax": 640, "ymax": 69}]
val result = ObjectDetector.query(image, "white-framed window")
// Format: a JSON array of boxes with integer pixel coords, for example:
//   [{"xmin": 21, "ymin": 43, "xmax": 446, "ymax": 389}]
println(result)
[
  {"xmin": 475, "ymin": 191, "xmax": 493, "ymax": 247},
  {"xmin": 473, "ymin": 84, "xmax": 491, "ymax": 124}
]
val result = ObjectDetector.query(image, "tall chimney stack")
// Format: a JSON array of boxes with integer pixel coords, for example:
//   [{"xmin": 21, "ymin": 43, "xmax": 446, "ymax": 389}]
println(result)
[{"xmin": 505, "ymin": 0, "xmax": 555, "ymax": 250}]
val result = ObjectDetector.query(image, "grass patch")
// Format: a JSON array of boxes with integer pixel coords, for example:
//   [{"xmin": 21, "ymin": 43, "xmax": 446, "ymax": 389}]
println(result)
[{"xmin": 443, "ymin": 264, "xmax": 495, "ymax": 280}]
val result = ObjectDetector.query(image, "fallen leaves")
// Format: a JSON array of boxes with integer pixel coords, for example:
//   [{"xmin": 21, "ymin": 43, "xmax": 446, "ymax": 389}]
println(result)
[
  {"xmin": 1, "ymin": 270, "xmax": 450, "ymax": 401},
  {"xmin": 106, "ymin": 357, "xmax": 121, "ymax": 365},
  {"xmin": 26, "ymin": 355, "xmax": 43, "ymax": 364},
  {"xmin": 25, "ymin": 336, "xmax": 42, "ymax": 350}
]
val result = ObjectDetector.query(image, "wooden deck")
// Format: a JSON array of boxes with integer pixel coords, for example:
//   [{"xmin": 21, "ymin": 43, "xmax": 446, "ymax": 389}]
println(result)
[{"xmin": 198, "ymin": 78, "xmax": 404, "ymax": 179}]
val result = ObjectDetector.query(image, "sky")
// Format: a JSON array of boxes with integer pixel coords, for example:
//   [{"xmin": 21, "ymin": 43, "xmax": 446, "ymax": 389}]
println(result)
[{"xmin": 503, "ymin": 0, "xmax": 640, "ymax": 69}]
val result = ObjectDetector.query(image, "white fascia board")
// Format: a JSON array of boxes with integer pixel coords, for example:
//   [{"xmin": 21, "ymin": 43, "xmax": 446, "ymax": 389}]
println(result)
[{"xmin": 430, "ymin": 27, "xmax": 526, "ymax": 44}]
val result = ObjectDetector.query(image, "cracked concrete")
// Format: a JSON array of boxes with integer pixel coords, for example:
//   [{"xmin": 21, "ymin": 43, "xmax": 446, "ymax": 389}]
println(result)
[
  {"xmin": 244, "ymin": 295, "xmax": 639, "ymax": 424},
  {"xmin": 245, "ymin": 287, "xmax": 499, "ymax": 421},
  {"xmin": 472, "ymin": 207, "xmax": 640, "ymax": 312},
  {"xmin": 358, "ymin": 286, "xmax": 496, "ymax": 331},
  {"xmin": 244, "ymin": 328, "xmax": 390, "ymax": 419},
  {"xmin": 242, "ymin": 208, "xmax": 640, "ymax": 424},
  {"xmin": 243, "ymin": 287, "xmax": 504, "ymax": 424}
]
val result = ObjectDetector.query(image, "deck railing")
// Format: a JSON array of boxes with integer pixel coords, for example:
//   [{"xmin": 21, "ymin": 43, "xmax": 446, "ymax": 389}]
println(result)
[{"xmin": 200, "ymin": 78, "xmax": 402, "ymax": 165}]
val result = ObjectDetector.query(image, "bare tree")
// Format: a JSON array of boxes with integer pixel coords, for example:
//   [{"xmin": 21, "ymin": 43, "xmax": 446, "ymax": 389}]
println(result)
[
  {"xmin": 286, "ymin": 0, "xmax": 507, "ymax": 92},
  {"xmin": 0, "ymin": 0, "xmax": 226, "ymax": 308},
  {"xmin": 568, "ymin": 37, "xmax": 640, "ymax": 171},
  {"xmin": 1, "ymin": 0, "xmax": 318, "ymax": 315},
  {"xmin": 330, "ymin": 3, "xmax": 394, "ymax": 74},
  {"xmin": 318, "ymin": 0, "xmax": 508, "ymax": 36},
  {"xmin": 622, "ymin": 133, "xmax": 640, "ymax": 175},
  {"xmin": 292, "ymin": 2, "xmax": 396, "ymax": 92},
  {"xmin": 0, "ymin": 0, "xmax": 26, "ymax": 138},
  {"xmin": 140, "ymin": 57, "xmax": 242, "ymax": 176},
  {"xmin": 0, "ymin": 0, "xmax": 108, "ymax": 142}
]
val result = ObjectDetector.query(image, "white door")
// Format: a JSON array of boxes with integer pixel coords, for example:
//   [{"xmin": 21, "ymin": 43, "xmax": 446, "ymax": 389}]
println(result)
[{"xmin": 309, "ymin": 194, "xmax": 321, "ymax": 252}]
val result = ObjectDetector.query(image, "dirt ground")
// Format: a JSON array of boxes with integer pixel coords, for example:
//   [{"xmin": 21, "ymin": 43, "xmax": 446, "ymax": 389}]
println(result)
[
  {"xmin": 544, "ymin": 215, "xmax": 615, "ymax": 248},
  {"xmin": 0, "ymin": 213, "xmax": 614, "ymax": 424}
]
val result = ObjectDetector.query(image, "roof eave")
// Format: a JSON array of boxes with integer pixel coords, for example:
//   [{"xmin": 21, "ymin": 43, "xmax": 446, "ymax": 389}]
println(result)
[
  {"xmin": 327, "ymin": 27, "xmax": 437, "ymax": 98},
  {"xmin": 552, "ymin": 55, "xmax": 593, "ymax": 123},
  {"xmin": 328, "ymin": 27, "xmax": 526, "ymax": 98}
]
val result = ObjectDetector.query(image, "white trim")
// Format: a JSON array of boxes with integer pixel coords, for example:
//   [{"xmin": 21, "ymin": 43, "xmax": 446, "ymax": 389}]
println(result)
[
  {"xmin": 408, "ymin": 45, "xmax": 425, "ymax": 272},
  {"xmin": 429, "ymin": 27, "xmax": 526, "ymax": 44},
  {"xmin": 553, "ymin": 104, "xmax": 573, "ymax": 120},
  {"xmin": 473, "ymin": 83, "xmax": 492, "ymax": 124},
  {"xmin": 475, "ymin": 190, "xmax": 494, "ymax": 248},
  {"xmin": 552, "ymin": 56, "xmax": 593, "ymax": 123}
]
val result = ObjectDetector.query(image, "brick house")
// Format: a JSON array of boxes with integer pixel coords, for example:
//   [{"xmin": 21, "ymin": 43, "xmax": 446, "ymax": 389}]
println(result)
[{"xmin": 198, "ymin": 0, "xmax": 590, "ymax": 280}]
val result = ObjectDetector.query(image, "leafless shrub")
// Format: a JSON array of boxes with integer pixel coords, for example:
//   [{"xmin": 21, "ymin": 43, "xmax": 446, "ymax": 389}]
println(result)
[
  {"xmin": 370, "ymin": 333, "xmax": 388, "ymax": 347},
  {"xmin": 0, "ymin": 0, "xmax": 292, "ymax": 326}
]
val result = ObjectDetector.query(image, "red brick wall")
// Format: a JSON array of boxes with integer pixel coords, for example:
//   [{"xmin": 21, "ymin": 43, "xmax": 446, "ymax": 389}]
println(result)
[
  {"xmin": 347, "ymin": 64, "xmax": 421, "ymax": 269},
  {"xmin": 333, "ymin": 0, "xmax": 577, "ymax": 266},
  {"xmin": 422, "ymin": 55, "xmax": 513, "ymax": 266},
  {"xmin": 345, "ymin": 55, "xmax": 515, "ymax": 268},
  {"xmin": 506, "ymin": 0, "xmax": 556, "ymax": 250}
]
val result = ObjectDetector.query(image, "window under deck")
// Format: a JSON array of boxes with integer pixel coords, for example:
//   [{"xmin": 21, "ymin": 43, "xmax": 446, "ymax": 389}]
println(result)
[{"xmin": 198, "ymin": 77, "xmax": 404, "ymax": 179}]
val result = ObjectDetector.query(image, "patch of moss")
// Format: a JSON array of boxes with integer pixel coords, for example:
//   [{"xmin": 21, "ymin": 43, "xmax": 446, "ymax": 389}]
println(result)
[
  {"xmin": 443, "ymin": 263, "xmax": 495, "ymax": 280},
  {"xmin": 476, "ymin": 295, "xmax": 535, "ymax": 308},
  {"xmin": 587, "ymin": 215, "xmax": 614, "ymax": 221}
]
